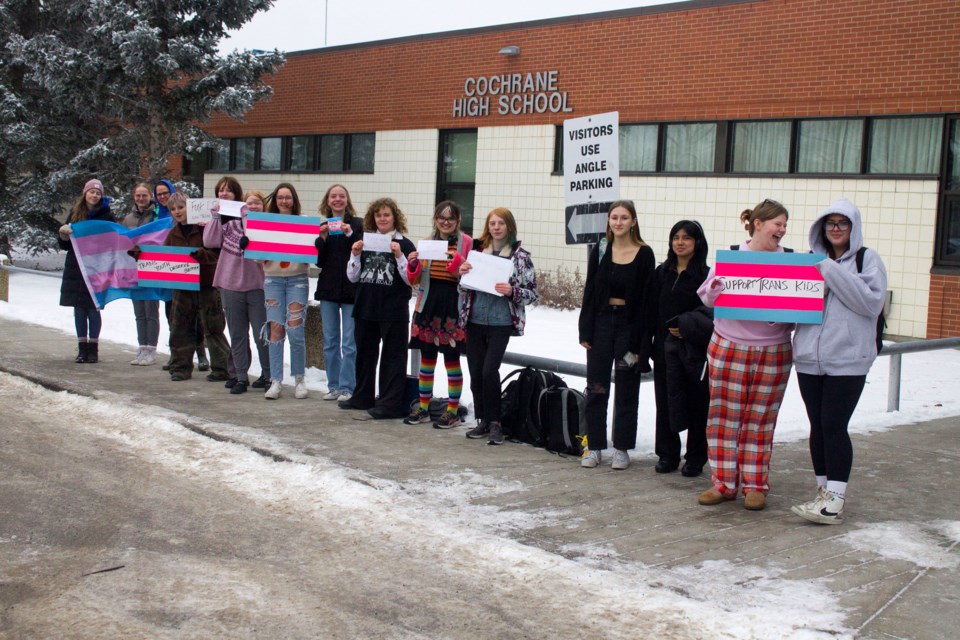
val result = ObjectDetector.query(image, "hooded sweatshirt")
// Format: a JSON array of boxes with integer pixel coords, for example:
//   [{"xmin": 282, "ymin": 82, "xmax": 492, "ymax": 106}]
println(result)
[
  {"xmin": 153, "ymin": 180, "xmax": 175, "ymax": 220},
  {"xmin": 792, "ymin": 198, "xmax": 888, "ymax": 376}
]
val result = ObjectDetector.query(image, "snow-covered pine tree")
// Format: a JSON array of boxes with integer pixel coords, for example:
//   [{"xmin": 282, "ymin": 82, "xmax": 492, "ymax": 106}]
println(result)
[{"xmin": 0, "ymin": 0, "xmax": 284, "ymax": 253}]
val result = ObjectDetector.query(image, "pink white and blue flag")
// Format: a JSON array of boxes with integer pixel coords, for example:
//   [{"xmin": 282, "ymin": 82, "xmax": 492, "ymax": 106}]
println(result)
[
  {"xmin": 70, "ymin": 218, "xmax": 174, "ymax": 309},
  {"xmin": 714, "ymin": 250, "xmax": 827, "ymax": 324},
  {"xmin": 137, "ymin": 246, "xmax": 200, "ymax": 291},
  {"xmin": 244, "ymin": 212, "xmax": 321, "ymax": 263}
]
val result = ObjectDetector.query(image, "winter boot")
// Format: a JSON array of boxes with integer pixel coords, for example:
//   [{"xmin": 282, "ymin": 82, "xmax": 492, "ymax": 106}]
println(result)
[
  {"xmin": 196, "ymin": 347, "xmax": 210, "ymax": 372},
  {"xmin": 85, "ymin": 342, "xmax": 99, "ymax": 364},
  {"xmin": 75, "ymin": 342, "xmax": 88, "ymax": 364}
]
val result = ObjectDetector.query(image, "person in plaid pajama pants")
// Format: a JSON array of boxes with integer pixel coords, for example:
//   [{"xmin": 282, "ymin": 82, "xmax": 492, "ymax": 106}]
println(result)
[{"xmin": 697, "ymin": 199, "xmax": 794, "ymax": 511}]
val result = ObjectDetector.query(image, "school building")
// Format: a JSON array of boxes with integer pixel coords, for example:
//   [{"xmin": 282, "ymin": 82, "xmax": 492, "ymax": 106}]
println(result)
[{"xmin": 197, "ymin": 0, "xmax": 960, "ymax": 339}]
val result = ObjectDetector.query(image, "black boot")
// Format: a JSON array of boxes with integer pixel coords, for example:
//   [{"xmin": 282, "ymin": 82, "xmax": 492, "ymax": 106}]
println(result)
[
  {"xmin": 85, "ymin": 342, "xmax": 99, "ymax": 364},
  {"xmin": 196, "ymin": 347, "xmax": 210, "ymax": 372},
  {"xmin": 75, "ymin": 342, "xmax": 88, "ymax": 363}
]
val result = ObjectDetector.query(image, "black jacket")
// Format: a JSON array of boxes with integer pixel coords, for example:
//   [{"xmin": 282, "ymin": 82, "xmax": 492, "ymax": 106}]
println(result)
[
  {"xmin": 314, "ymin": 216, "xmax": 364, "ymax": 303},
  {"xmin": 651, "ymin": 262, "xmax": 713, "ymax": 366},
  {"xmin": 58, "ymin": 200, "xmax": 114, "ymax": 308},
  {"xmin": 578, "ymin": 242, "xmax": 656, "ymax": 368}
]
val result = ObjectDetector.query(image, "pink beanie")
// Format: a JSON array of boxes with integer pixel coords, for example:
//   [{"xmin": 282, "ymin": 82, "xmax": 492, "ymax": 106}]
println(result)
[{"xmin": 83, "ymin": 179, "xmax": 104, "ymax": 195}]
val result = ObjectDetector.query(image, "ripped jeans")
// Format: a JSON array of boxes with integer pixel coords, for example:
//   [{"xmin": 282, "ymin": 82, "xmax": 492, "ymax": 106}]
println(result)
[{"xmin": 263, "ymin": 273, "xmax": 308, "ymax": 382}]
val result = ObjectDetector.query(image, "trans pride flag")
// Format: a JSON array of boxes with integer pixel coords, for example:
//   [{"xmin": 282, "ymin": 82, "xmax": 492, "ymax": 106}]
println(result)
[
  {"xmin": 714, "ymin": 250, "xmax": 827, "ymax": 324},
  {"xmin": 70, "ymin": 217, "xmax": 174, "ymax": 309},
  {"xmin": 244, "ymin": 212, "xmax": 321, "ymax": 263},
  {"xmin": 137, "ymin": 246, "xmax": 200, "ymax": 291}
]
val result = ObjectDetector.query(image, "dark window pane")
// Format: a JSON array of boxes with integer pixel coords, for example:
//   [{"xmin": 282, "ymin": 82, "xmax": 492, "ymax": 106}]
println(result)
[
  {"xmin": 350, "ymin": 133, "xmax": 375, "ymax": 172},
  {"xmin": 797, "ymin": 119, "xmax": 863, "ymax": 173},
  {"xmin": 943, "ymin": 199, "xmax": 960, "ymax": 261},
  {"xmin": 732, "ymin": 121, "xmax": 790, "ymax": 173},
  {"xmin": 620, "ymin": 125, "xmax": 657, "ymax": 172},
  {"xmin": 443, "ymin": 132, "xmax": 478, "ymax": 183},
  {"xmin": 235, "ymin": 138, "xmax": 255, "ymax": 171},
  {"xmin": 211, "ymin": 141, "xmax": 229, "ymax": 171},
  {"xmin": 869, "ymin": 117, "xmax": 941, "ymax": 175},
  {"xmin": 259, "ymin": 137, "xmax": 282, "ymax": 171},
  {"xmin": 290, "ymin": 136, "xmax": 315, "ymax": 171},
  {"xmin": 439, "ymin": 187, "xmax": 475, "ymax": 235},
  {"xmin": 320, "ymin": 134, "xmax": 345, "ymax": 172},
  {"xmin": 664, "ymin": 123, "xmax": 716, "ymax": 172}
]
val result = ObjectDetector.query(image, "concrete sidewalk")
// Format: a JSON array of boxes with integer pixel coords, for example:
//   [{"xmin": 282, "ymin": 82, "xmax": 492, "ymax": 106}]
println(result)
[{"xmin": 1, "ymin": 316, "xmax": 958, "ymax": 639}]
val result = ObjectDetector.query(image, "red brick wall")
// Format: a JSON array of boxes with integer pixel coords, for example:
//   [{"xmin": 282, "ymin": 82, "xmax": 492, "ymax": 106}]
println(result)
[
  {"xmin": 207, "ymin": 0, "xmax": 960, "ymax": 136},
  {"xmin": 927, "ymin": 274, "xmax": 960, "ymax": 338}
]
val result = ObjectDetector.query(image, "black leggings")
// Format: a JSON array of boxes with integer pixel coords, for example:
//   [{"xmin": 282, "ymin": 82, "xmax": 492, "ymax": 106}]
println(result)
[
  {"xmin": 797, "ymin": 373, "xmax": 866, "ymax": 483},
  {"xmin": 466, "ymin": 323, "xmax": 512, "ymax": 424}
]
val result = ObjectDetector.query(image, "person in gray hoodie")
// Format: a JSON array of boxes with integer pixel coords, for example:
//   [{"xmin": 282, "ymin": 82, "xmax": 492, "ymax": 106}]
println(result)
[{"xmin": 791, "ymin": 197, "xmax": 887, "ymax": 525}]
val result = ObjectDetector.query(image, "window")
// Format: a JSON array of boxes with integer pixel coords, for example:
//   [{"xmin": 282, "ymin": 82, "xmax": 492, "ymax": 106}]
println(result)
[
  {"xmin": 869, "ymin": 117, "xmax": 942, "ymax": 175},
  {"xmin": 731, "ymin": 121, "xmax": 790, "ymax": 173},
  {"xmin": 235, "ymin": 138, "xmax": 255, "ymax": 171},
  {"xmin": 620, "ymin": 125, "xmax": 657, "ymax": 172},
  {"xmin": 210, "ymin": 141, "xmax": 230, "ymax": 172},
  {"xmin": 350, "ymin": 133, "xmax": 376, "ymax": 173},
  {"xmin": 664, "ymin": 123, "xmax": 716, "ymax": 172},
  {"xmin": 938, "ymin": 117, "xmax": 960, "ymax": 266},
  {"xmin": 797, "ymin": 119, "xmax": 863, "ymax": 174},
  {"xmin": 259, "ymin": 137, "xmax": 282, "ymax": 171},
  {"xmin": 289, "ymin": 136, "xmax": 315, "ymax": 171},
  {"xmin": 437, "ymin": 129, "xmax": 478, "ymax": 234},
  {"xmin": 320, "ymin": 135, "xmax": 345, "ymax": 172}
]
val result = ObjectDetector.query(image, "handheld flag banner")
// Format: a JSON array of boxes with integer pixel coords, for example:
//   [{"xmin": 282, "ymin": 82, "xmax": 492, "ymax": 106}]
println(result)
[
  {"xmin": 243, "ymin": 212, "xmax": 321, "ymax": 263},
  {"xmin": 713, "ymin": 250, "xmax": 826, "ymax": 324},
  {"xmin": 137, "ymin": 246, "xmax": 200, "ymax": 291}
]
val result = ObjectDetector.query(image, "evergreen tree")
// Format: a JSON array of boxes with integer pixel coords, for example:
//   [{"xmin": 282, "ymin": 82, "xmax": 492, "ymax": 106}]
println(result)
[{"xmin": 0, "ymin": 0, "xmax": 284, "ymax": 252}]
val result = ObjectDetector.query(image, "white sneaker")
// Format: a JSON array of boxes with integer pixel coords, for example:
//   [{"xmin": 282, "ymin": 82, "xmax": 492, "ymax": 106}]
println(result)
[
  {"xmin": 139, "ymin": 350, "xmax": 157, "ymax": 366},
  {"xmin": 611, "ymin": 449, "xmax": 630, "ymax": 470},
  {"xmin": 322, "ymin": 389, "xmax": 340, "ymax": 401},
  {"xmin": 264, "ymin": 380, "xmax": 282, "ymax": 400},
  {"xmin": 581, "ymin": 449, "xmax": 601, "ymax": 468},
  {"xmin": 130, "ymin": 348, "xmax": 144, "ymax": 365},
  {"xmin": 295, "ymin": 375, "xmax": 309, "ymax": 399},
  {"xmin": 792, "ymin": 491, "xmax": 845, "ymax": 525},
  {"xmin": 337, "ymin": 392, "xmax": 352, "ymax": 402}
]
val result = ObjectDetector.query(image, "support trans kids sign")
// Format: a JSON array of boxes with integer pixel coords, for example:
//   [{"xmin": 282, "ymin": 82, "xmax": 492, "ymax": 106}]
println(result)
[
  {"xmin": 714, "ymin": 250, "xmax": 826, "ymax": 324},
  {"xmin": 563, "ymin": 112, "xmax": 619, "ymax": 245}
]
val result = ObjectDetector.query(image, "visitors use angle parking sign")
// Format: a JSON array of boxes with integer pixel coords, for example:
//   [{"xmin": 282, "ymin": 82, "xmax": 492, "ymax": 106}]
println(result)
[{"xmin": 563, "ymin": 111, "xmax": 619, "ymax": 245}]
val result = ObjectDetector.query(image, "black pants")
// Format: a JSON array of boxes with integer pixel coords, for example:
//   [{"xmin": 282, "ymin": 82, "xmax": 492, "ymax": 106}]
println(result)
[
  {"xmin": 797, "ymin": 373, "xmax": 865, "ymax": 483},
  {"xmin": 354, "ymin": 317, "xmax": 409, "ymax": 415},
  {"xmin": 584, "ymin": 311, "xmax": 641, "ymax": 451},
  {"xmin": 466, "ymin": 323, "xmax": 512, "ymax": 424},
  {"xmin": 653, "ymin": 354, "xmax": 708, "ymax": 467}
]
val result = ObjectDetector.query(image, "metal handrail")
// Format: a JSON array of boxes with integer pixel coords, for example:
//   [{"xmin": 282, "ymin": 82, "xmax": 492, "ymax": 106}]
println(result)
[{"xmin": 0, "ymin": 264, "xmax": 62, "ymax": 278}]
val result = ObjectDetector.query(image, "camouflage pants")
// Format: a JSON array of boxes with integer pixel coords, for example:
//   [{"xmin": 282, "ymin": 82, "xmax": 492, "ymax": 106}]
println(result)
[{"xmin": 169, "ymin": 288, "xmax": 230, "ymax": 378}]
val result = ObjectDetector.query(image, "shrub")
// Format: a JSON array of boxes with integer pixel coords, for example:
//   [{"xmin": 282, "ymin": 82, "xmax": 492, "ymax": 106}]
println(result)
[{"xmin": 535, "ymin": 266, "xmax": 584, "ymax": 310}]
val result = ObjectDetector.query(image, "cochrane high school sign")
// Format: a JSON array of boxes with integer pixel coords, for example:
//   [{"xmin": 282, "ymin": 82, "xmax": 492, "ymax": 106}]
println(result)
[{"xmin": 452, "ymin": 70, "xmax": 574, "ymax": 118}]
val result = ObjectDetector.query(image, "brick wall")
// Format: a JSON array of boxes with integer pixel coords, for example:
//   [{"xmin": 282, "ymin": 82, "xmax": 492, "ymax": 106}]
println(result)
[
  {"xmin": 927, "ymin": 274, "xmax": 960, "ymax": 338},
  {"xmin": 207, "ymin": 0, "xmax": 960, "ymax": 136}
]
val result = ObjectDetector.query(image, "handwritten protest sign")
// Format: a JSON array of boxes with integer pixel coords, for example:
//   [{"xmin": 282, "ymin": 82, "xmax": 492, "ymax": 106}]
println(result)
[
  {"xmin": 713, "ymin": 250, "xmax": 826, "ymax": 324},
  {"xmin": 243, "ymin": 212, "xmax": 322, "ymax": 263},
  {"xmin": 186, "ymin": 198, "xmax": 218, "ymax": 224},
  {"xmin": 362, "ymin": 232, "xmax": 394, "ymax": 254},
  {"xmin": 137, "ymin": 246, "xmax": 200, "ymax": 291},
  {"xmin": 460, "ymin": 250, "xmax": 514, "ymax": 296}
]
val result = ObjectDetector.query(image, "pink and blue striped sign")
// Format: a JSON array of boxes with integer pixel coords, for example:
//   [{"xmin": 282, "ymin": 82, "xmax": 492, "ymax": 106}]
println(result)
[
  {"xmin": 714, "ymin": 250, "xmax": 827, "ymax": 324},
  {"xmin": 244, "ymin": 212, "xmax": 321, "ymax": 263},
  {"xmin": 137, "ymin": 246, "xmax": 200, "ymax": 291}
]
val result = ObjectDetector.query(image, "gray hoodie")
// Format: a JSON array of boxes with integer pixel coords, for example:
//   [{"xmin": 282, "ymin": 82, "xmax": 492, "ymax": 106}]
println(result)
[{"xmin": 792, "ymin": 198, "xmax": 888, "ymax": 376}]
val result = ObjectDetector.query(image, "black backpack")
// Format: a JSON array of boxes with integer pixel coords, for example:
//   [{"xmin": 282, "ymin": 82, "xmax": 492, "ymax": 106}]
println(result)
[
  {"xmin": 536, "ymin": 386, "xmax": 587, "ymax": 456},
  {"xmin": 499, "ymin": 367, "xmax": 566, "ymax": 446},
  {"xmin": 856, "ymin": 246, "xmax": 886, "ymax": 354}
]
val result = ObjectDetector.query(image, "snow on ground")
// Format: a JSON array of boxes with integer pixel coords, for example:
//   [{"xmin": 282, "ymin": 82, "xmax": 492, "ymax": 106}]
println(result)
[{"xmin": 4, "ymin": 265, "xmax": 960, "ymax": 457}]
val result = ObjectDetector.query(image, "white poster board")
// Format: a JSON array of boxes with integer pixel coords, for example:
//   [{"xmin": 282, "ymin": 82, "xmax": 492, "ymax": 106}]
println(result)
[
  {"xmin": 417, "ymin": 240, "xmax": 449, "ymax": 261},
  {"xmin": 362, "ymin": 232, "xmax": 393, "ymax": 253},
  {"xmin": 460, "ymin": 250, "xmax": 514, "ymax": 296},
  {"xmin": 186, "ymin": 198, "xmax": 218, "ymax": 224}
]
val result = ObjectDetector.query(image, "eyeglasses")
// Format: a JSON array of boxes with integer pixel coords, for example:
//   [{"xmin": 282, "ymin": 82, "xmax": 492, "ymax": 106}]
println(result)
[
  {"xmin": 436, "ymin": 216, "xmax": 457, "ymax": 223},
  {"xmin": 276, "ymin": 195, "xmax": 294, "ymax": 201},
  {"xmin": 824, "ymin": 220, "xmax": 851, "ymax": 231}
]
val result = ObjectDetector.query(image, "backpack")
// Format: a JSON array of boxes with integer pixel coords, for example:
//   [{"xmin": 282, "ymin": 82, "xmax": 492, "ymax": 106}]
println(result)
[
  {"xmin": 856, "ymin": 246, "xmax": 886, "ymax": 354},
  {"xmin": 499, "ymin": 367, "xmax": 566, "ymax": 446},
  {"xmin": 536, "ymin": 386, "xmax": 587, "ymax": 456}
]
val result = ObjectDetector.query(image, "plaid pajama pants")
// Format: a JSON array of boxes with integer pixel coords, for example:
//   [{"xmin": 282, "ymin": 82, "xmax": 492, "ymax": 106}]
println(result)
[{"xmin": 706, "ymin": 333, "xmax": 792, "ymax": 497}]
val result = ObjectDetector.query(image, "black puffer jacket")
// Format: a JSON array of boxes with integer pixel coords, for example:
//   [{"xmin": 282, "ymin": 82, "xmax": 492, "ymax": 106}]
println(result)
[{"xmin": 59, "ymin": 199, "xmax": 114, "ymax": 308}]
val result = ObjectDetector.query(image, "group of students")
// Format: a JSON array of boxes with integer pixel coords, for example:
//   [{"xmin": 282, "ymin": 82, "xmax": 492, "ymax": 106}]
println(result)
[
  {"xmin": 577, "ymin": 196, "xmax": 887, "ymax": 525},
  {"xmin": 58, "ymin": 178, "xmax": 887, "ymax": 524},
  {"xmin": 57, "ymin": 177, "xmax": 538, "ymax": 442}
]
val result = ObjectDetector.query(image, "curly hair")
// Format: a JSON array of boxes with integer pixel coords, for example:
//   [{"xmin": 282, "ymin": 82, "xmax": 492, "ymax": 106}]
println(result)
[{"xmin": 363, "ymin": 197, "xmax": 408, "ymax": 234}]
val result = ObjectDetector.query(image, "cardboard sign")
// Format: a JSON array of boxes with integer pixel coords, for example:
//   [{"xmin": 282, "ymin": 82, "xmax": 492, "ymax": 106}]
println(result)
[
  {"xmin": 243, "ymin": 212, "xmax": 322, "ymax": 263},
  {"xmin": 713, "ymin": 250, "xmax": 827, "ymax": 324},
  {"xmin": 137, "ymin": 246, "xmax": 200, "ymax": 291}
]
